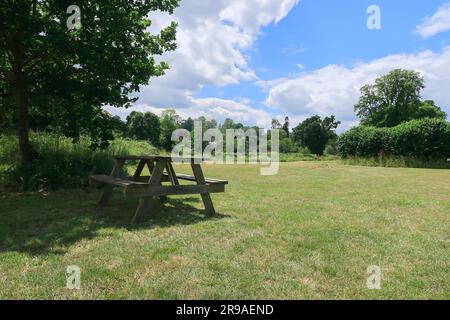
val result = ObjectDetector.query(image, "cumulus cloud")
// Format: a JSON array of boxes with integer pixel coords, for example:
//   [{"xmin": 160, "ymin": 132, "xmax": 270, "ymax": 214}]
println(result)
[
  {"xmin": 262, "ymin": 47, "xmax": 450, "ymax": 130},
  {"xmin": 414, "ymin": 2, "xmax": 450, "ymax": 38},
  {"xmin": 110, "ymin": 0, "xmax": 299, "ymax": 125}
]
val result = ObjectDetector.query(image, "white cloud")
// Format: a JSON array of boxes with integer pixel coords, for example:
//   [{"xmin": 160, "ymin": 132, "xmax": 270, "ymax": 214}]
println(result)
[
  {"xmin": 123, "ymin": 0, "xmax": 299, "ymax": 119},
  {"xmin": 262, "ymin": 47, "xmax": 450, "ymax": 130},
  {"xmin": 414, "ymin": 2, "xmax": 450, "ymax": 38},
  {"xmin": 106, "ymin": 0, "xmax": 299, "ymax": 127}
]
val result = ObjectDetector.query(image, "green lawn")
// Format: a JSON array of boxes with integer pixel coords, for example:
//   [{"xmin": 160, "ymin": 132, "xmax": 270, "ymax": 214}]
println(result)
[{"xmin": 0, "ymin": 162, "xmax": 449, "ymax": 299}]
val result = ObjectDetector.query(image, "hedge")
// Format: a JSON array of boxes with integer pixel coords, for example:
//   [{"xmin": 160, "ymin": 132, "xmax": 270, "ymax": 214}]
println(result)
[{"xmin": 337, "ymin": 119, "xmax": 450, "ymax": 159}]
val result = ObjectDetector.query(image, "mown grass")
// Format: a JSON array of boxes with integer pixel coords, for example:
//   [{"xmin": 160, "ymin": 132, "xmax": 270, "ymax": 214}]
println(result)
[{"xmin": 0, "ymin": 162, "xmax": 449, "ymax": 299}]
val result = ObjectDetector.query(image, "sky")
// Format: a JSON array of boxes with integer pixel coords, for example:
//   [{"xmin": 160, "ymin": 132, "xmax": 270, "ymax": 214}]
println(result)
[{"xmin": 106, "ymin": 0, "xmax": 450, "ymax": 132}]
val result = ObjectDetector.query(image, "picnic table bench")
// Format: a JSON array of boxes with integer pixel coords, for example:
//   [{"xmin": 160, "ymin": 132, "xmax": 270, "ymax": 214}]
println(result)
[{"xmin": 89, "ymin": 155, "xmax": 228, "ymax": 223}]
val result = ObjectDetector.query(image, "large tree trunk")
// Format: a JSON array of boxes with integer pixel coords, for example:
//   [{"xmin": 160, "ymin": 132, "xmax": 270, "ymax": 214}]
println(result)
[{"xmin": 13, "ymin": 66, "xmax": 32, "ymax": 164}]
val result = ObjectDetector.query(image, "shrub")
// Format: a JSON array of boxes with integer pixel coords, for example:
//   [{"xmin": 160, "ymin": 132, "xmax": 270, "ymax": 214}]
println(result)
[
  {"xmin": 0, "ymin": 132, "xmax": 158, "ymax": 191},
  {"xmin": 338, "ymin": 119, "xmax": 450, "ymax": 163}
]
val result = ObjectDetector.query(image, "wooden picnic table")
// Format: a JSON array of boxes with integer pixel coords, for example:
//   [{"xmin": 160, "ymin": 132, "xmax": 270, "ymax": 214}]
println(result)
[{"xmin": 89, "ymin": 155, "xmax": 228, "ymax": 223}]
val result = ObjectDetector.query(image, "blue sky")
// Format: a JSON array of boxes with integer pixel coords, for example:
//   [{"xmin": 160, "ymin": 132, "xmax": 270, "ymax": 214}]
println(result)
[{"xmin": 109, "ymin": 0, "xmax": 450, "ymax": 131}]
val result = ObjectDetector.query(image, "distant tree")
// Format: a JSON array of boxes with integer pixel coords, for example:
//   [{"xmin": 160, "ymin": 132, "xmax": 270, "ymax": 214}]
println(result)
[
  {"xmin": 181, "ymin": 117, "xmax": 195, "ymax": 132},
  {"xmin": 0, "ymin": 0, "xmax": 179, "ymax": 163},
  {"xmin": 160, "ymin": 109, "xmax": 181, "ymax": 150},
  {"xmin": 292, "ymin": 115, "xmax": 340, "ymax": 155},
  {"xmin": 271, "ymin": 118, "xmax": 282, "ymax": 129},
  {"xmin": 221, "ymin": 118, "xmax": 243, "ymax": 132},
  {"xmin": 197, "ymin": 116, "xmax": 218, "ymax": 131},
  {"xmin": 126, "ymin": 111, "xmax": 160, "ymax": 146},
  {"xmin": 110, "ymin": 115, "xmax": 127, "ymax": 137},
  {"xmin": 282, "ymin": 116, "xmax": 290, "ymax": 137},
  {"xmin": 355, "ymin": 69, "xmax": 447, "ymax": 127}
]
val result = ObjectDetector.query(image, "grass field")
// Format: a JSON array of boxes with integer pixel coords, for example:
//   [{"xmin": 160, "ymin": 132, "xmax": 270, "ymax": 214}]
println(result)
[{"xmin": 0, "ymin": 162, "xmax": 449, "ymax": 299}]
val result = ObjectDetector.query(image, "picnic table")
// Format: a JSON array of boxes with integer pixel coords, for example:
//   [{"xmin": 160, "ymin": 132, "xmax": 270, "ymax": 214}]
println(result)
[{"xmin": 89, "ymin": 155, "xmax": 228, "ymax": 223}]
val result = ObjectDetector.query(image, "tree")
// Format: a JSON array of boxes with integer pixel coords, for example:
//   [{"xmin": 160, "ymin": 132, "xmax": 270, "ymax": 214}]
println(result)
[
  {"xmin": 221, "ymin": 118, "xmax": 243, "ymax": 132},
  {"xmin": 354, "ymin": 69, "xmax": 447, "ymax": 127},
  {"xmin": 282, "ymin": 116, "xmax": 290, "ymax": 137},
  {"xmin": 415, "ymin": 100, "xmax": 447, "ymax": 120},
  {"xmin": 0, "ymin": 0, "xmax": 179, "ymax": 163},
  {"xmin": 160, "ymin": 109, "xmax": 180, "ymax": 150},
  {"xmin": 271, "ymin": 118, "xmax": 281, "ymax": 129},
  {"xmin": 292, "ymin": 115, "xmax": 340, "ymax": 155},
  {"xmin": 110, "ymin": 115, "xmax": 127, "ymax": 137},
  {"xmin": 126, "ymin": 111, "xmax": 161, "ymax": 146},
  {"xmin": 181, "ymin": 117, "xmax": 195, "ymax": 132}
]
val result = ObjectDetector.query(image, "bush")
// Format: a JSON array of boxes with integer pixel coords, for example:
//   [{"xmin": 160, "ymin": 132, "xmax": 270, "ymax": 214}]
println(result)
[
  {"xmin": 0, "ymin": 132, "xmax": 158, "ymax": 191},
  {"xmin": 338, "ymin": 119, "xmax": 450, "ymax": 164}
]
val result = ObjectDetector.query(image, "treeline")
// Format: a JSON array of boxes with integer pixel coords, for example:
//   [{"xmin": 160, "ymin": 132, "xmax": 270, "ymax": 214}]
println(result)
[
  {"xmin": 107, "ymin": 109, "xmax": 259, "ymax": 151},
  {"xmin": 337, "ymin": 69, "xmax": 449, "ymax": 166},
  {"xmin": 105, "ymin": 109, "xmax": 341, "ymax": 156}
]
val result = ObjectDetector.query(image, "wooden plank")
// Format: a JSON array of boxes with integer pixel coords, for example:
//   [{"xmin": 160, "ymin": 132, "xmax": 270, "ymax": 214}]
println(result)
[
  {"xmin": 176, "ymin": 173, "xmax": 228, "ymax": 184},
  {"xmin": 98, "ymin": 159, "xmax": 125, "ymax": 206},
  {"xmin": 133, "ymin": 159, "xmax": 147, "ymax": 181},
  {"xmin": 135, "ymin": 176, "xmax": 170, "ymax": 183},
  {"xmin": 148, "ymin": 160, "xmax": 167, "ymax": 201},
  {"xmin": 126, "ymin": 184, "xmax": 225, "ymax": 197},
  {"xmin": 146, "ymin": 160, "xmax": 155, "ymax": 174},
  {"xmin": 166, "ymin": 161, "xmax": 180, "ymax": 186},
  {"xmin": 114, "ymin": 155, "xmax": 204, "ymax": 163},
  {"xmin": 160, "ymin": 173, "xmax": 228, "ymax": 184},
  {"xmin": 132, "ymin": 158, "xmax": 166, "ymax": 224},
  {"xmin": 90, "ymin": 175, "xmax": 149, "ymax": 187},
  {"xmin": 191, "ymin": 163, "xmax": 216, "ymax": 217}
]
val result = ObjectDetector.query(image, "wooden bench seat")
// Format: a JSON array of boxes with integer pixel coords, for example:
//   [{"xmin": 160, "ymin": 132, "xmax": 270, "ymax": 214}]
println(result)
[
  {"xmin": 90, "ymin": 175, "xmax": 149, "ymax": 187},
  {"xmin": 90, "ymin": 174, "xmax": 226, "ymax": 197},
  {"xmin": 163, "ymin": 173, "xmax": 228, "ymax": 185},
  {"xmin": 91, "ymin": 174, "xmax": 228, "ymax": 187}
]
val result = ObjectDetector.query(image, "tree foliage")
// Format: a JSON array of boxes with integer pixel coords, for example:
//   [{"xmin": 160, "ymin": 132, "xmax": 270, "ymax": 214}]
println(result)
[
  {"xmin": 0, "ymin": 0, "xmax": 180, "ymax": 162},
  {"xmin": 159, "ymin": 108, "xmax": 180, "ymax": 150},
  {"xmin": 292, "ymin": 115, "xmax": 340, "ymax": 155},
  {"xmin": 354, "ymin": 69, "xmax": 447, "ymax": 127},
  {"xmin": 126, "ymin": 111, "xmax": 161, "ymax": 147}
]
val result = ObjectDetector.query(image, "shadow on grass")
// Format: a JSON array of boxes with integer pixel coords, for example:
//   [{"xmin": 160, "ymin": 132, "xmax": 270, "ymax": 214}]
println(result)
[{"xmin": 0, "ymin": 188, "xmax": 228, "ymax": 256}]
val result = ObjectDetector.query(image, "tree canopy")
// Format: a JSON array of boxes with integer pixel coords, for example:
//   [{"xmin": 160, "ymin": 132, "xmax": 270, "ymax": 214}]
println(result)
[
  {"xmin": 0, "ymin": 0, "xmax": 180, "ymax": 162},
  {"xmin": 292, "ymin": 115, "xmax": 340, "ymax": 156},
  {"xmin": 126, "ymin": 111, "xmax": 161, "ymax": 147},
  {"xmin": 354, "ymin": 69, "xmax": 447, "ymax": 127}
]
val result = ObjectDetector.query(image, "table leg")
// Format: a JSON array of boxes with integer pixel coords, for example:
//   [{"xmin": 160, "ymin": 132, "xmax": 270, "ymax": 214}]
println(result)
[
  {"xmin": 191, "ymin": 163, "xmax": 216, "ymax": 217},
  {"xmin": 166, "ymin": 161, "xmax": 180, "ymax": 186},
  {"xmin": 133, "ymin": 159, "xmax": 147, "ymax": 181},
  {"xmin": 132, "ymin": 159, "xmax": 166, "ymax": 223},
  {"xmin": 147, "ymin": 160, "xmax": 167, "ymax": 201},
  {"xmin": 99, "ymin": 159, "xmax": 125, "ymax": 206}
]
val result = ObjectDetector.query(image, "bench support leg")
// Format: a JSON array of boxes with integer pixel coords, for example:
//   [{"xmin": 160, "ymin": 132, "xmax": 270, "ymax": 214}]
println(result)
[
  {"xmin": 132, "ymin": 159, "xmax": 166, "ymax": 223},
  {"xmin": 132, "ymin": 197, "xmax": 154, "ymax": 224},
  {"xmin": 191, "ymin": 163, "xmax": 216, "ymax": 217},
  {"xmin": 147, "ymin": 160, "xmax": 167, "ymax": 202},
  {"xmin": 98, "ymin": 159, "xmax": 125, "ymax": 206}
]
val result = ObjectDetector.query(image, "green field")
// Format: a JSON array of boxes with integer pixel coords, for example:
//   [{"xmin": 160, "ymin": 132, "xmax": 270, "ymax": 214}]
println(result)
[{"xmin": 0, "ymin": 162, "xmax": 449, "ymax": 299}]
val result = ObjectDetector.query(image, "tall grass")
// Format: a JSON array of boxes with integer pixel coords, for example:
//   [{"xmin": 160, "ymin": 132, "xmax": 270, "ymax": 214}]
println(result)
[{"xmin": 0, "ymin": 132, "xmax": 159, "ymax": 191}]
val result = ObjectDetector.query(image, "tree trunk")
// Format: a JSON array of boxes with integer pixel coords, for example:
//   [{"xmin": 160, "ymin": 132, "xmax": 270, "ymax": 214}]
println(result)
[{"xmin": 13, "ymin": 66, "xmax": 32, "ymax": 164}]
